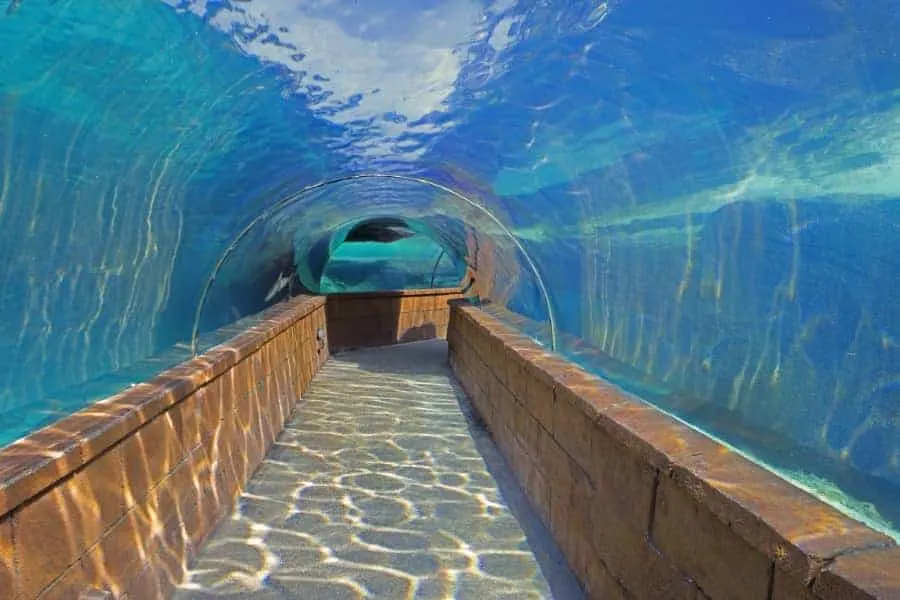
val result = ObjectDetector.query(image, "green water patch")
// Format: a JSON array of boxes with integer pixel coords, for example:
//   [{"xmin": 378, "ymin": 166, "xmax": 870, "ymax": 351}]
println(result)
[{"xmin": 319, "ymin": 236, "xmax": 465, "ymax": 294}]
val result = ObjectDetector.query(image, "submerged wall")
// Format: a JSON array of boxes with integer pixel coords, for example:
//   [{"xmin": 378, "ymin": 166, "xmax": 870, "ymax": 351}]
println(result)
[
  {"xmin": 2, "ymin": 0, "xmax": 899, "ymax": 529},
  {"xmin": 448, "ymin": 301, "xmax": 900, "ymax": 600},
  {"xmin": 326, "ymin": 288, "xmax": 465, "ymax": 352},
  {"xmin": 0, "ymin": 287, "xmax": 462, "ymax": 599},
  {"xmin": 0, "ymin": 296, "xmax": 328, "ymax": 599}
]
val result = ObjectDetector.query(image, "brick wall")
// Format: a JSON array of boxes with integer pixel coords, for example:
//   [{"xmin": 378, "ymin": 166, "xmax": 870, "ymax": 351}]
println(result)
[
  {"xmin": 325, "ymin": 288, "xmax": 464, "ymax": 352},
  {"xmin": 447, "ymin": 300, "xmax": 900, "ymax": 600},
  {"xmin": 0, "ymin": 295, "xmax": 328, "ymax": 600}
]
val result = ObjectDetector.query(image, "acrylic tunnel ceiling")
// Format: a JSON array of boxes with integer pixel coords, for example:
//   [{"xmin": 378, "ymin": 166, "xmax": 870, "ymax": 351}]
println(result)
[{"xmin": 2, "ymin": 0, "xmax": 900, "ymax": 533}]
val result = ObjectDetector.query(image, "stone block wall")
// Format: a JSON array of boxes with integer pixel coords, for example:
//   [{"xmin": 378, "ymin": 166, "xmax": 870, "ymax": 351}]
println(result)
[
  {"xmin": 0, "ymin": 296, "xmax": 327, "ymax": 600},
  {"xmin": 325, "ymin": 288, "xmax": 464, "ymax": 352},
  {"xmin": 447, "ymin": 300, "xmax": 900, "ymax": 600}
]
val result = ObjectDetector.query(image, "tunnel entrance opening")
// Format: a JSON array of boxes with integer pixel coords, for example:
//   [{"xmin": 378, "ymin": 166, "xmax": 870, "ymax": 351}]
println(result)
[
  {"xmin": 319, "ymin": 215, "xmax": 466, "ymax": 294},
  {"xmin": 190, "ymin": 173, "xmax": 557, "ymax": 355}
]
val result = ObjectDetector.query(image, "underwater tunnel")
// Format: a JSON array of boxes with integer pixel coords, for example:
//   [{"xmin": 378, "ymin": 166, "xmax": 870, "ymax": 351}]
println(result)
[{"xmin": 1, "ymin": 0, "xmax": 900, "ymax": 565}]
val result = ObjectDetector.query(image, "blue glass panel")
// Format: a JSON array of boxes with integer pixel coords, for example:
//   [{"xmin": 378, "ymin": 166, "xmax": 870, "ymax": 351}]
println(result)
[{"xmin": 1, "ymin": 0, "xmax": 898, "ymax": 536}]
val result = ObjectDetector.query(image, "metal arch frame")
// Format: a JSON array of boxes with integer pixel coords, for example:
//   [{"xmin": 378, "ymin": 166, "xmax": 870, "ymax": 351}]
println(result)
[
  {"xmin": 429, "ymin": 249, "xmax": 447, "ymax": 288},
  {"xmin": 189, "ymin": 173, "xmax": 558, "ymax": 354}
]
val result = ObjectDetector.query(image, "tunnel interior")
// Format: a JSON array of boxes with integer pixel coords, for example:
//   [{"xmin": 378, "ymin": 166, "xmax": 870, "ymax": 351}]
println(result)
[
  {"xmin": 1, "ymin": 0, "xmax": 899, "ymax": 538},
  {"xmin": 318, "ymin": 216, "xmax": 466, "ymax": 294}
]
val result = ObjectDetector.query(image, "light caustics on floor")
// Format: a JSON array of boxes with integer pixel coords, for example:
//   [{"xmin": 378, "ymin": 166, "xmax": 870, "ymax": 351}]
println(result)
[{"xmin": 176, "ymin": 340, "xmax": 582, "ymax": 600}]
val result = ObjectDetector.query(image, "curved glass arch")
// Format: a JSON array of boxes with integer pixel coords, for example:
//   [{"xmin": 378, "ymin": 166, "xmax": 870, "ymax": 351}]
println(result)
[
  {"xmin": 192, "ymin": 173, "xmax": 555, "ymax": 352},
  {"xmin": 1, "ymin": 0, "xmax": 899, "ymax": 534}
]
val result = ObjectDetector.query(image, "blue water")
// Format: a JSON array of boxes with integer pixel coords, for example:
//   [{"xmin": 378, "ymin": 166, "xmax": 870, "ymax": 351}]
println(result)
[{"xmin": 1, "ymin": 0, "xmax": 898, "ymax": 535}]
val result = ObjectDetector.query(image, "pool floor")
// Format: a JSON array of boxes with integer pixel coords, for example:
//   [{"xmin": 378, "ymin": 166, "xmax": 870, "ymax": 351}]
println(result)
[{"xmin": 175, "ymin": 340, "xmax": 582, "ymax": 599}]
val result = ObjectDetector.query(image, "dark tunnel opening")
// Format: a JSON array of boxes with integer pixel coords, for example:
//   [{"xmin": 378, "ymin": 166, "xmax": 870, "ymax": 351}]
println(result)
[
  {"xmin": 251, "ymin": 214, "xmax": 469, "ymax": 305},
  {"xmin": 188, "ymin": 174, "xmax": 558, "ymax": 356},
  {"xmin": 319, "ymin": 220, "xmax": 467, "ymax": 294}
]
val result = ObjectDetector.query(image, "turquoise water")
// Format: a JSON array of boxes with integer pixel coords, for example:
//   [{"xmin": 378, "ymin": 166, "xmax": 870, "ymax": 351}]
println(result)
[
  {"xmin": 1, "ymin": 0, "xmax": 899, "ymax": 536},
  {"xmin": 320, "ymin": 237, "xmax": 464, "ymax": 294}
]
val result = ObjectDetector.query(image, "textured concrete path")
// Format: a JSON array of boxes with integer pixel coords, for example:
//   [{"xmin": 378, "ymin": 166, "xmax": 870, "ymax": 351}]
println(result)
[{"xmin": 176, "ymin": 340, "xmax": 582, "ymax": 600}]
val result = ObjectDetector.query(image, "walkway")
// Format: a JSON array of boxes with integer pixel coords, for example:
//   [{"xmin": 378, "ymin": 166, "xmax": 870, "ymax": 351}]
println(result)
[{"xmin": 176, "ymin": 340, "xmax": 582, "ymax": 600}]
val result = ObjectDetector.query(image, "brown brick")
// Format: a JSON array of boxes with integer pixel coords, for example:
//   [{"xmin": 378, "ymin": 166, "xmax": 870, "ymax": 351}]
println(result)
[
  {"xmin": 211, "ymin": 446, "xmax": 241, "ymax": 515},
  {"xmin": 491, "ymin": 376, "xmax": 517, "ymax": 431},
  {"xmin": 14, "ymin": 483, "xmax": 87, "ymax": 597},
  {"xmin": 282, "ymin": 357, "xmax": 299, "ymax": 403},
  {"xmin": 299, "ymin": 348, "xmax": 312, "ymax": 392},
  {"xmin": 565, "ymin": 378, "xmax": 630, "ymax": 417},
  {"xmin": 0, "ymin": 517, "xmax": 16, "ymax": 598},
  {"xmin": 813, "ymin": 546, "xmax": 900, "ymax": 599},
  {"xmin": 199, "ymin": 379, "xmax": 229, "ymax": 456},
  {"xmin": 552, "ymin": 385, "xmax": 594, "ymax": 469},
  {"xmin": 523, "ymin": 461, "xmax": 550, "ymax": 526},
  {"xmin": 150, "ymin": 515, "xmax": 191, "ymax": 592},
  {"xmin": 234, "ymin": 381, "xmax": 256, "ymax": 435},
  {"xmin": 550, "ymin": 452, "xmax": 594, "ymax": 574},
  {"xmin": 258, "ymin": 375, "xmax": 282, "ymax": 451},
  {"xmin": 177, "ymin": 393, "xmax": 203, "ymax": 454},
  {"xmin": 589, "ymin": 427, "xmax": 657, "ymax": 536},
  {"xmin": 272, "ymin": 366, "xmax": 293, "ymax": 432},
  {"xmin": 477, "ymin": 382, "xmax": 495, "ymax": 428},
  {"xmin": 470, "ymin": 353, "xmax": 491, "ymax": 390},
  {"xmin": 396, "ymin": 310, "xmax": 423, "ymax": 333},
  {"xmin": 503, "ymin": 345, "xmax": 528, "ymax": 401},
  {"xmin": 568, "ymin": 514, "xmax": 594, "ymax": 584},
  {"xmin": 83, "ymin": 443, "xmax": 128, "ymax": 529},
  {"xmin": 84, "ymin": 506, "xmax": 153, "ymax": 595},
  {"xmin": 161, "ymin": 449, "xmax": 207, "ymax": 526},
  {"xmin": 122, "ymin": 561, "xmax": 165, "ymax": 600},
  {"xmin": 269, "ymin": 332, "xmax": 286, "ymax": 367},
  {"xmin": 549, "ymin": 481, "xmax": 572, "ymax": 555},
  {"xmin": 589, "ymin": 500, "xmax": 701, "ymax": 600},
  {"xmin": 242, "ymin": 404, "xmax": 267, "ymax": 480},
  {"xmin": 507, "ymin": 437, "xmax": 531, "ymax": 485},
  {"xmin": 302, "ymin": 312, "xmax": 315, "ymax": 340},
  {"xmin": 541, "ymin": 434, "xmax": 574, "ymax": 517},
  {"xmin": 598, "ymin": 400, "xmax": 722, "ymax": 471},
  {"xmin": 398, "ymin": 295, "xmax": 421, "ymax": 312},
  {"xmin": 583, "ymin": 557, "xmax": 629, "ymax": 600},
  {"xmin": 14, "ymin": 449, "xmax": 125, "ymax": 594},
  {"xmin": 205, "ymin": 386, "xmax": 237, "ymax": 474},
  {"xmin": 523, "ymin": 368, "xmax": 555, "ymax": 432},
  {"xmin": 181, "ymin": 450, "xmax": 221, "ymax": 549},
  {"xmin": 121, "ymin": 410, "xmax": 185, "ymax": 508},
  {"xmin": 470, "ymin": 372, "xmax": 492, "ymax": 424},
  {"xmin": 668, "ymin": 447, "xmax": 894, "ymax": 587},
  {"xmin": 0, "ymin": 437, "xmax": 84, "ymax": 518},
  {"xmin": 36, "ymin": 558, "xmax": 91, "ymax": 600},
  {"xmin": 314, "ymin": 306, "xmax": 326, "ymax": 332},
  {"xmin": 230, "ymin": 359, "xmax": 254, "ymax": 399},
  {"xmin": 56, "ymin": 401, "xmax": 143, "ymax": 469},
  {"xmin": 447, "ymin": 321, "xmax": 462, "ymax": 349},
  {"xmin": 223, "ymin": 411, "xmax": 251, "ymax": 488},
  {"xmin": 249, "ymin": 348, "xmax": 267, "ymax": 384},
  {"xmin": 772, "ymin": 566, "xmax": 815, "ymax": 600},
  {"xmin": 513, "ymin": 404, "xmax": 543, "ymax": 463},
  {"xmin": 653, "ymin": 475, "xmax": 771, "ymax": 600},
  {"xmin": 471, "ymin": 330, "xmax": 491, "ymax": 363},
  {"xmin": 520, "ymin": 347, "xmax": 569, "ymax": 387},
  {"xmin": 330, "ymin": 297, "xmax": 363, "ymax": 319},
  {"xmin": 486, "ymin": 332, "xmax": 509, "ymax": 380},
  {"xmin": 202, "ymin": 451, "xmax": 236, "ymax": 520}
]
